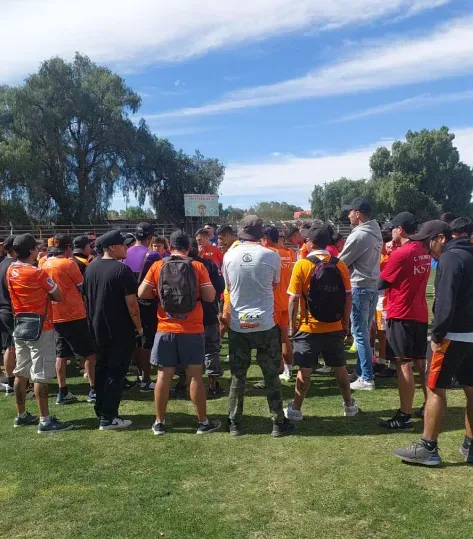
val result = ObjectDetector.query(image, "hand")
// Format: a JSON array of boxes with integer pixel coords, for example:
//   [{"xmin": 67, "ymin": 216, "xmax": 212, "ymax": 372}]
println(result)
[
  {"xmin": 137, "ymin": 327, "xmax": 144, "ymax": 337},
  {"xmin": 431, "ymin": 340, "xmax": 442, "ymax": 353},
  {"xmin": 342, "ymin": 319, "xmax": 350, "ymax": 336},
  {"xmin": 219, "ymin": 313, "xmax": 230, "ymax": 338},
  {"xmin": 288, "ymin": 324, "xmax": 298, "ymax": 338},
  {"xmin": 198, "ymin": 244, "xmax": 205, "ymax": 255}
]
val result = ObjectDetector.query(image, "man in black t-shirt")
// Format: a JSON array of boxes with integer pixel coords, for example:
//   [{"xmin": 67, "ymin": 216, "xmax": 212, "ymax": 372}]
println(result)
[
  {"xmin": 0, "ymin": 236, "xmax": 17, "ymax": 395},
  {"xmin": 83, "ymin": 230, "xmax": 143, "ymax": 431}
]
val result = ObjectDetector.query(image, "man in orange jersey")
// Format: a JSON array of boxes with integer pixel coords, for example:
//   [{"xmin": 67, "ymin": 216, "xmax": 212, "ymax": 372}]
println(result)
[
  {"xmin": 286, "ymin": 225, "xmax": 309, "ymax": 260},
  {"xmin": 138, "ymin": 230, "xmax": 221, "ymax": 436},
  {"xmin": 7, "ymin": 234, "xmax": 73, "ymax": 433},
  {"xmin": 195, "ymin": 228, "xmax": 223, "ymax": 268},
  {"xmin": 43, "ymin": 235, "xmax": 97, "ymax": 405},
  {"xmin": 262, "ymin": 226, "xmax": 295, "ymax": 381}
]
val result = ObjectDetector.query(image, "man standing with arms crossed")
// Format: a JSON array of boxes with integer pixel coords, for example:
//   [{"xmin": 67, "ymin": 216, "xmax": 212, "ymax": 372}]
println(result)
[
  {"xmin": 83, "ymin": 230, "xmax": 142, "ymax": 430},
  {"xmin": 221, "ymin": 216, "xmax": 295, "ymax": 437},
  {"xmin": 340, "ymin": 198, "xmax": 382, "ymax": 390}
]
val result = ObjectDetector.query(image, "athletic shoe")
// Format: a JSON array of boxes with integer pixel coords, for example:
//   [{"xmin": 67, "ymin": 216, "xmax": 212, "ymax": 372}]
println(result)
[
  {"xmin": 253, "ymin": 380, "xmax": 266, "ymax": 389},
  {"xmin": 14, "ymin": 411, "xmax": 38, "ymax": 428},
  {"xmin": 284, "ymin": 400, "xmax": 303, "ymax": 421},
  {"xmin": 227, "ymin": 420, "xmax": 243, "ymax": 437},
  {"xmin": 279, "ymin": 372, "xmax": 293, "ymax": 382},
  {"xmin": 151, "ymin": 421, "xmax": 166, "ymax": 436},
  {"xmin": 393, "ymin": 441, "xmax": 442, "ymax": 466},
  {"xmin": 373, "ymin": 363, "xmax": 387, "ymax": 374},
  {"xmin": 87, "ymin": 390, "xmax": 96, "ymax": 403},
  {"xmin": 99, "ymin": 417, "xmax": 132, "ymax": 431},
  {"xmin": 415, "ymin": 403, "xmax": 425, "ymax": 419},
  {"xmin": 375, "ymin": 367, "xmax": 396, "ymax": 379},
  {"xmin": 315, "ymin": 366, "xmax": 333, "ymax": 374},
  {"xmin": 380, "ymin": 411, "xmax": 414, "ymax": 431},
  {"xmin": 5, "ymin": 385, "xmax": 14, "ymax": 397},
  {"xmin": 38, "ymin": 417, "xmax": 74, "ymax": 434},
  {"xmin": 349, "ymin": 371, "xmax": 359, "ymax": 383},
  {"xmin": 460, "ymin": 443, "xmax": 473, "ymax": 464},
  {"xmin": 170, "ymin": 385, "xmax": 186, "ymax": 399},
  {"xmin": 56, "ymin": 392, "xmax": 77, "ymax": 405},
  {"xmin": 344, "ymin": 398, "xmax": 359, "ymax": 417},
  {"xmin": 348, "ymin": 342, "xmax": 357, "ymax": 353},
  {"xmin": 25, "ymin": 389, "xmax": 35, "ymax": 400},
  {"xmin": 196, "ymin": 419, "xmax": 221, "ymax": 435},
  {"xmin": 140, "ymin": 381, "xmax": 156, "ymax": 393},
  {"xmin": 271, "ymin": 418, "xmax": 296, "ymax": 438},
  {"xmin": 123, "ymin": 378, "xmax": 137, "ymax": 391},
  {"xmin": 83, "ymin": 372, "xmax": 89, "ymax": 379},
  {"xmin": 127, "ymin": 364, "xmax": 140, "ymax": 376},
  {"xmin": 208, "ymin": 382, "xmax": 225, "ymax": 399},
  {"xmin": 350, "ymin": 378, "xmax": 375, "ymax": 391}
]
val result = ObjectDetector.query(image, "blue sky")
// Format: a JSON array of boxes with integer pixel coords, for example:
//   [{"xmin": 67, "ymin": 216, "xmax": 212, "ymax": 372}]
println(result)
[{"xmin": 2, "ymin": 0, "xmax": 473, "ymax": 211}]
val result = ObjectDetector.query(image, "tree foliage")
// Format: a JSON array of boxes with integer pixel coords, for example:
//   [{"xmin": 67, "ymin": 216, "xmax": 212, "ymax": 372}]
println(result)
[
  {"xmin": 0, "ymin": 54, "xmax": 224, "ymax": 225},
  {"xmin": 311, "ymin": 127, "xmax": 473, "ymax": 221},
  {"xmin": 247, "ymin": 201, "xmax": 304, "ymax": 221},
  {"xmin": 107, "ymin": 206, "xmax": 155, "ymax": 220}
]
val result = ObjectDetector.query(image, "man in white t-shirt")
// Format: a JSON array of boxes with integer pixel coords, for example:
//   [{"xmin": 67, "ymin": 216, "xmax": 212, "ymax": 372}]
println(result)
[{"xmin": 222, "ymin": 216, "xmax": 295, "ymax": 438}]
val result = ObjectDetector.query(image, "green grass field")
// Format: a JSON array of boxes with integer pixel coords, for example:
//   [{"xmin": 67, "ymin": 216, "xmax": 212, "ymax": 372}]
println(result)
[{"xmin": 1, "ymin": 276, "xmax": 472, "ymax": 539}]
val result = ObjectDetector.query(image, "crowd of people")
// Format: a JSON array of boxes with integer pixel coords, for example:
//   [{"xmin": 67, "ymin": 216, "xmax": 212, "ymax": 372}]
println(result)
[{"xmin": 1, "ymin": 201, "xmax": 473, "ymax": 466}]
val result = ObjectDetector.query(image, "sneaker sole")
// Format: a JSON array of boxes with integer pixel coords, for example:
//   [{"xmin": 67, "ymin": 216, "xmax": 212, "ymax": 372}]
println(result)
[
  {"xmin": 99, "ymin": 423, "xmax": 132, "ymax": 431},
  {"xmin": 37, "ymin": 424, "xmax": 74, "ymax": 434},
  {"xmin": 350, "ymin": 385, "xmax": 375, "ymax": 391},
  {"xmin": 459, "ymin": 446, "xmax": 473, "ymax": 463},
  {"xmin": 283, "ymin": 409, "xmax": 303, "ymax": 421},
  {"xmin": 87, "ymin": 398, "xmax": 96, "ymax": 403},
  {"xmin": 344, "ymin": 409, "xmax": 360, "ymax": 417},
  {"xmin": 394, "ymin": 454, "xmax": 442, "ymax": 466},
  {"xmin": 196, "ymin": 422, "xmax": 221, "ymax": 435},
  {"xmin": 55, "ymin": 399, "xmax": 78, "ymax": 405},
  {"xmin": 271, "ymin": 428, "xmax": 296, "ymax": 438},
  {"xmin": 140, "ymin": 389, "xmax": 155, "ymax": 393},
  {"xmin": 152, "ymin": 428, "xmax": 166, "ymax": 436},
  {"xmin": 380, "ymin": 422, "xmax": 414, "ymax": 432},
  {"xmin": 14, "ymin": 419, "xmax": 38, "ymax": 428}
]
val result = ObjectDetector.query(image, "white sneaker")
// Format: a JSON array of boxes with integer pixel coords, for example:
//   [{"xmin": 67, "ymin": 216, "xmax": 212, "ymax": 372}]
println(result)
[
  {"xmin": 83, "ymin": 372, "xmax": 89, "ymax": 379},
  {"xmin": 344, "ymin": 398, "xmax": 359, "ymax": 417},
  {"xmin": 284, "ymin": 400, "xmax": 303, "ymax": 421},
  {"xmin": 316, "ymin": 366, "xmax": 334, "ymax": 374},
  {"xmin": 99, "ymin": 417, "xmax": 132, "ymax": 431},
  {"xmin": 350, "ymin": 378, "xmax": 375, "ymax": 391},
  {"xmin": 25, "ymin": 389, "xmax": 35, "ymax": 400},
  {"xmin": 279, "ymin": 372, "xmax": 293, "ymax": 382},
  {"xmin": 349, "ymin": 371, "xmax": 359, "ymax": 383}
]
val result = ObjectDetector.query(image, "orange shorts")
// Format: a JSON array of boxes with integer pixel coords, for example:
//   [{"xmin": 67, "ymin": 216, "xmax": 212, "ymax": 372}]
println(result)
[{"xmin": 274, "ymin": 310, "xmax": 289, "ymax": 329}]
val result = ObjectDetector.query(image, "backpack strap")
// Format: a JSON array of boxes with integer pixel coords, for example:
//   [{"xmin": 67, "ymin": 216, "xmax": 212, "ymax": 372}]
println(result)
[
  {"xmin": 303, "ymin": 255, "xmax": 322, "ymax": 324},
  {"xmin": 137, "ymin": 251, "xmax": 151, "ymax": 284},
  {"xmin": 329, "ymin": 256, "xmax": 339, "ymax": 265}
]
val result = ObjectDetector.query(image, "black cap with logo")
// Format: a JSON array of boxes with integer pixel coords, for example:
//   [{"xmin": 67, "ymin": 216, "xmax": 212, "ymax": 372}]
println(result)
[
  {"xmin": 136, "ymin": 222, "xmax": 155, "ymax": 240},
  {"xmin": 53, "ymin": 234, "xmax": 73, "ymax": 253},
  {"xmin": 342, "ymin": 198, "xmax": 372, "ymax": 214},
  {"xmin": 409, "ymin": 220, "xmax": 452, "ymax": 242},
  {"xmin": 391, "ymin": 212, "xmax": 417, "ymax": 230},
  {"xmin": 307, "ymin": 225, "xmax": 330, "ymax": 248},
  {"xmin": 98, "ymin": 230, "xmax": 127, "ymax": 249}
]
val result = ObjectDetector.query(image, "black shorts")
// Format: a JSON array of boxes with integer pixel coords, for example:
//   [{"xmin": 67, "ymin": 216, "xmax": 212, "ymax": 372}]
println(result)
[
  {"xmin": 136, "ymin": 299, "xmax": 157, "ymax": 350},
  {"xmin": 386, "ymin": 319, "xmax": 428, "ymax": 361},
  {"xmin": 54, "ymin": 319, "xmax": 96, "ymax": 359},
  {"xmin": 151, "ymin": 332, "xmax": 205, "ymax": 368},
  {"xmin": 427, "ymin": 340, "xmax": 473, "ymax": 389},
  {"xmin": 0, "ymin": 310, "xmax": 14, "ymax": 350},
  {"xmin": 292, "ymin": 330, "xmax": 346, "ymax": 368}
]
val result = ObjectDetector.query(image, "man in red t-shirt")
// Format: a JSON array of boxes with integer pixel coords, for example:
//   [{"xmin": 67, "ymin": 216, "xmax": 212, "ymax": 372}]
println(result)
[
  {"xmin": 195, "ymin": 228, "xmax": 223, "ymax": 269},
  {"xmin": 378, "ymin": 212, "xmax": 431, "ymax": 431}
]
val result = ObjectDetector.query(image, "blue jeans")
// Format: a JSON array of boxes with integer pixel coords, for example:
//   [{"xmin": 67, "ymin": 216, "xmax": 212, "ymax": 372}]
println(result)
[{"xmin": 351, "ymin": 288, "xmax": 378, "ymax": 382}]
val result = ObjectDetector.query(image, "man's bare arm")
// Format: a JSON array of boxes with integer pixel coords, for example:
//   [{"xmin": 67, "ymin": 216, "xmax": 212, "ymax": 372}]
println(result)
[{"xmin": 125, "ymin": 294, "xmax": 143, "ymax": 335}]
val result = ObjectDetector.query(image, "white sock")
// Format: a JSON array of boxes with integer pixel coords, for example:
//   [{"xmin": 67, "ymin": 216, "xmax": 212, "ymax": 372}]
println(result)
[
  {"xmin": 284, "ymin": 364, "xmax": 292, "ymax": 375},
  {"xmin": 40, "ymin": 415, "xmax": 51, "ymax": 425},
  {"xmin": 19, "ymin": 411, "xmax": 28, "ymax": 419},
  {"xmin": 155, "ymin": 419, "xmax": 165, "ymax": 425},
  {"xmin": 201, "ymin": 418, "xmax": 209, "ymax": 425}
]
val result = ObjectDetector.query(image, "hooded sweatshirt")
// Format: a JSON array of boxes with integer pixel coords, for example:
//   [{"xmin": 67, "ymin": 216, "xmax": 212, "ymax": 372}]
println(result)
[
  {"xmin": 432, "ymin": 238, "xmax": 473, "ymax": 344},
  {"xmin": 339, "ymin": 220, "xmax": 382, "ymax": 288}
]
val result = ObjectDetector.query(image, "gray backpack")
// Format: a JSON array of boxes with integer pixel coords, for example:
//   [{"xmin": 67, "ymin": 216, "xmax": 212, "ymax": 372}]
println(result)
[{"xmin": 158, "ymin": 256, "xmax": 197, "ymax": 313}]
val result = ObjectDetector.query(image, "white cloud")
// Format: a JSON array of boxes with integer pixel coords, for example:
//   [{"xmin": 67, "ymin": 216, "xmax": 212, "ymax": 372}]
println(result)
[
  {"xmin": 331, "ymin": 91, "xmax": 473, "ymax": 123},
  {"xmin": 0, "ymin": 0, "xmax": 450, "ymax": 82},
  {"xmin": 155, "ymin": 15, "xmax": 473, "ymax": 119},
  {"xmin": 220, "ymin": 127, "xmax": 473, "ymax": 207}
]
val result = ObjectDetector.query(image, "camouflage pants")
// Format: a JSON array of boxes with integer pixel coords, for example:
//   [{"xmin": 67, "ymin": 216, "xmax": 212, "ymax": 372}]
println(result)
[{"xmin": 228, "ymin": 326, "xmax": 284, "ymax": 423}]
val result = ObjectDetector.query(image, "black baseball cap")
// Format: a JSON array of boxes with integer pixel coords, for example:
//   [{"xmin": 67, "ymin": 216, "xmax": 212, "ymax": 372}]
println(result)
[
  {"xmin": 136, "ymin": 222, "xmax": 155, "ymax": 240},
  {"xmin": 307, "ymin": 225, "xmax": 330, "ymax": 248},
  {"xmin": 13, "ymin": 233, "xmax": 37, "ymax": 255},
  {"xmin": 238, "ymin": 215, "xmax": 264, "ymax": 241},
  {"xmin": 391, "ymin": 212, "xmax": 417, "ymax": 230},
  {"xmin": 73, "ymin": 235, "xmax": 90, "ymax": 252},
  {"xmin": 342, "ymin": 198, "xmax": 372, "ymax": 214},
  {"xmin": 285, "ymin": 225, "xmax": 300, "ymax": 238},
  {"xmin": 263, "ymin": 226, "xmax": 280, "ymax": 243},
  {"xmin": 124, "ymin": 233, "xmax": 136, "ymax": 246},
  {"xmin": 409, "ymin": 220, "xmax": 452, "ymax": 241},
  {"xmin": 95, "ymin": 236, "xmax": 104, "ymax": 255},
  {"xmin": 99, "ymin": 230, "xmax": 127, "ymax": 249},
  {"xmin": 170, "ymin": 230, "xmax": 190, "ymax": 250},
  {"xmin": 53, "ymin": 234, "xmax": 73, "ymax": 253}
]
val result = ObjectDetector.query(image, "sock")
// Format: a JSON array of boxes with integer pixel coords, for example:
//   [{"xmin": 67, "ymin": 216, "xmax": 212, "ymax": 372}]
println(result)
[
  {"xmin": 90, "ymin": 386, "xmax": 95, "ymax": 391},
  {"xmin": 421, "ymin": 437, "xmax": 437, "ymax": 451},
  {"xmin": 8, "ymin": 376, "xmax": 14, "ymax": 388},
  {"xmin": 19, "ymin": 411, "xmax": 28, "ymax": 419},
  {"xmin": 463, "ymin": 435, "xmax": 473, "ymax": 448},
  {"xmin": 284, "ymin": 364, "xmax": 291, "ymax": 375},
  {"xmin": 40, "ymin": 415, "xmax": 51, "ymax": 425},
  {"xmin": 155, "ymin": 418, "xmax": 165, "ymax": 425},
  {"xmin": 59, "ymin": 386, "xmax": 68, "ymax": 396},
  {"xmin": 200, "ymin": 418, "xmax": 209, "ymax": 425}
]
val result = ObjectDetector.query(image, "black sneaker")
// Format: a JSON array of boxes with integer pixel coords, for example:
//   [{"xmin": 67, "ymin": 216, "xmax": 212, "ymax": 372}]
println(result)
[
  {"xmin": 170, "ymin": 384, "xmax": 187, "ymax": 400},
  {"xmin": 415, "ymin": 403, "xmax": 425, "ymax": 419},
  {"xmin": 151, "ymin": 421, "xmax": 166, "ymax": 436},
  {"xmin": 227, "ymin": 419, "xmax": 243, "ymax": 437},
  {"xmin": 380, "ymin": 411, "xmax": 414, "ymax": 431},
  {"xmin": 271, "ymin": 418, "xmax": 296, "ymax": 438},
  {"xmin": 123, "ymin": 378, "xmax": 137, "ymax": 391},
  {"xmin": 196, "ymin": 419, "xmax": 221, "ymax": 435},
  {"xmin": 207, "ymin": 382, "xmax": 225, "ymax": 399},
  {"xmin": 37, "ymin": 417, "xmax": 74, "ymax": 434},
  {"xmin": 373, "ymin": 363, "xmax": 387, "ymax": 374},
  {"xmin": 14, "ymin": 411, "xmax": 38, "ymax": 428},
  {"xmin": 375, "ymin": 367, "xmax": 396, "ymax": 379}
]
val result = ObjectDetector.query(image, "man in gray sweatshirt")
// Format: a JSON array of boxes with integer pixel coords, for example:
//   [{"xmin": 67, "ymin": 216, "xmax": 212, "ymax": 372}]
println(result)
[{"xmin": 340, "ymin": 198, "xmax": 382, "ymax": 390}]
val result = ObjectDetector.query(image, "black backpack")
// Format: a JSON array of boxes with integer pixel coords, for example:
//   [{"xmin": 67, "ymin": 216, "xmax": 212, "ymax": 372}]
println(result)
[
  {"xmin": 304, "ymin": 255, "xmax": 345, "ymax": 323},
  {"xmin": 158, "ymin": 256, "xmax": 197, "ymax": 314}
]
